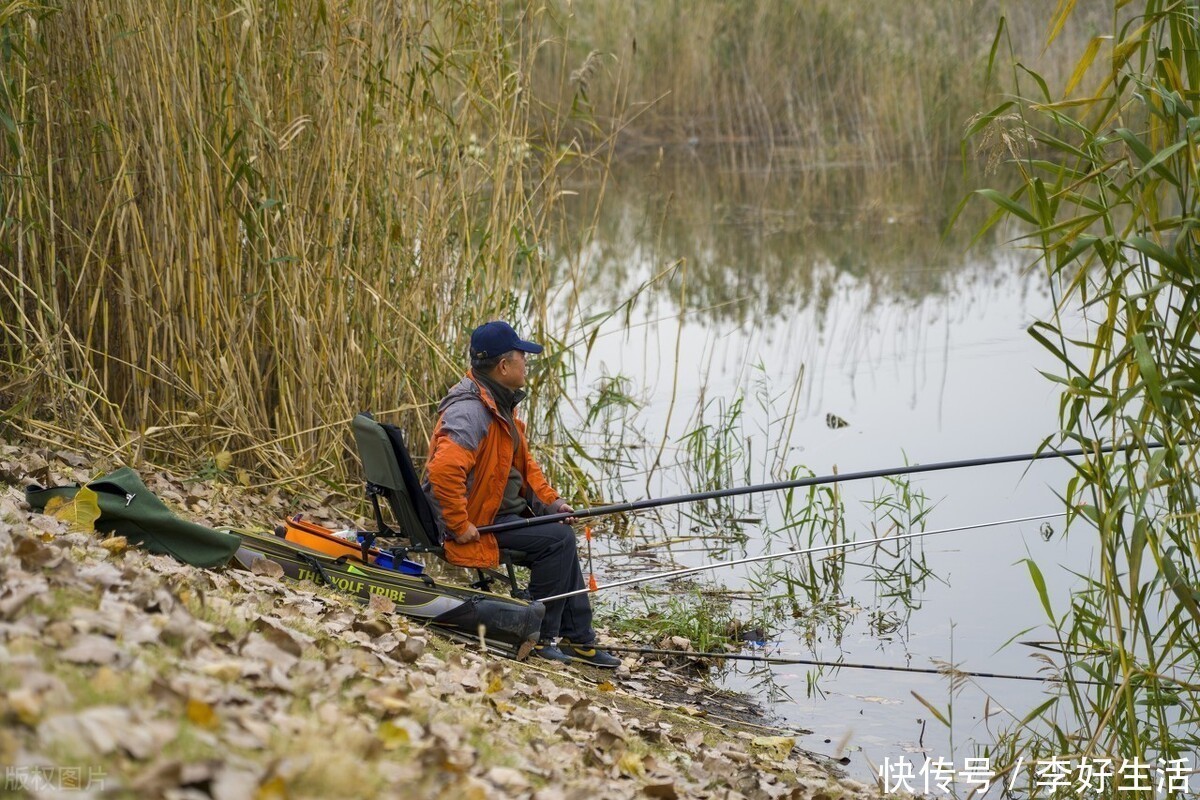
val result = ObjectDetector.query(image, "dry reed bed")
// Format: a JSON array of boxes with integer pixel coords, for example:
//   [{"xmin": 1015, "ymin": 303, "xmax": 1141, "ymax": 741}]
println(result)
[
  {"xmin": 525, "ymin": 0, "xmax": 1111, "ymax": 161},
  {"xmin": 1, "ymin": 0, "xmax": 586, "ymax": 486}
]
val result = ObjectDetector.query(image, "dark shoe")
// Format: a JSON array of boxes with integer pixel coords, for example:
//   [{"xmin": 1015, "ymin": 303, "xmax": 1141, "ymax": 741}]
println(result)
[
  {"xmin": 532, "ymin": 640, "xmax": 572, "ymax": 664},
  {"xmin": 560, "ymin": 640, "xmax": 621, "ymax": 669}
]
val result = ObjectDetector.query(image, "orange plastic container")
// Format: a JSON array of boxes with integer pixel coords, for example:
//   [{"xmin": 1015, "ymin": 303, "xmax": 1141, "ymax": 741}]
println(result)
[{"xmin": 280, "ymin": 517, "xmax": 379, "ymax": 564}]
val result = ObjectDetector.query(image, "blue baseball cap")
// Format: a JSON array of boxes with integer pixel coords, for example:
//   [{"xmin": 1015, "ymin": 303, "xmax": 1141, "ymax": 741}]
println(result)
[{"xmin": 469, "ymin": 321, "xmax": 544, "ymax": 360}]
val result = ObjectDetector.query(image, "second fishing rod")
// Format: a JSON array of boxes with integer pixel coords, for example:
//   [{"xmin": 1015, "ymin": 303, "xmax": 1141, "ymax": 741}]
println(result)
[{"xmin": 479, "ymin": 440, "xmax": 1158, "ymax": 535}]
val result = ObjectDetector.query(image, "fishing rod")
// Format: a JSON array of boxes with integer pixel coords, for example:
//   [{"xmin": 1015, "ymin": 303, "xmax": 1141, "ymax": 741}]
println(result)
[
  {"xmin": 479, "ymin": 441, "xmax": 1158, "ymax": 534},
  {"xmin": 597, "ymin": 645, "xmax": 1101, "ymax": 685},
  {"xmin": 539, "ymin": 511, "xmax": 1066, "ymax": 603}
]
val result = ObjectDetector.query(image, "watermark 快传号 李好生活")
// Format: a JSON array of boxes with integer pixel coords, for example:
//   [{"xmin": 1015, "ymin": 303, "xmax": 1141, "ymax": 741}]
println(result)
[{"xmin": 878, "ymin": 755, "xmax": 1195, "ymax": 796}]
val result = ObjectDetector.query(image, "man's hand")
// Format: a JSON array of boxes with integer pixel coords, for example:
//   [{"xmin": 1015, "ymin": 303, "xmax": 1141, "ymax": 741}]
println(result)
[
  {"xmin": 454, "ymin": 523, "xmax": 481, "ymax": 544},
  {"xmin": 551, "ymin": 499, "xmax": 576, "ymax": 524}
]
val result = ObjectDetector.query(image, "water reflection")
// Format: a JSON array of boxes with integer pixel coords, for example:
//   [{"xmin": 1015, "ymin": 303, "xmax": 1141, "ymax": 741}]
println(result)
[
  {"xmin": 556, "ymin": 152, "xmax": 1007, "ymax": 326},
  {"xmin": 553, "ymin": 151, "xmax": 1078, "ymax": 782}
]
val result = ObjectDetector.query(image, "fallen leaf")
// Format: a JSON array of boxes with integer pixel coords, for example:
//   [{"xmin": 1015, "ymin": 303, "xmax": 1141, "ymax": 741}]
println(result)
[
  {"xmin": 644, "ymin": 782, "xmax": 679, "ymax": 799},
  {"xmin": 7, "ymin": 688, "xmax": 43, "ymax": 725},
  {"xmin": 250, "ymin": 557, "xmax": 284, "ymax": 579},
  {"xmin": 252, "ymin": 617, "xmax": 309, "ymax": 657},
  {"xmin": 486, "ymin": 766, "xmax": 530, "ymax": 792},
  {"xmin": 751, "ymin": 735, "xmax": 796, "ymax": 761},
  {"xmin": 0, "ymin": 582, "xmax": 44, "ymax": 620},
  {"xmin": 368, "ymin": 593, "xmax": 396, "ymax": 614},
  {"xmin": 256, "ymin": 775, "xmax": 288, "ymax": 800},
  {"xmin": 100, "ymin": 536, "xmax": 128, "ymax": 555},
  {"xmin": 90, "ymin": 666, "xmax": 123, "ymax": 695},
  {"xmin": 53, "ymin": 485, "xmax": 101, "ymax": 532},
  {"xmin": 617, "ymin": 751, "xmax": 645, "ymax": 778},
  {"xmin": 215, "ymin": 451, "xmax": 233, "ymax": 472},
  {"xmin": 186, "ymin": 698, "xmax": 219, "ymax": 730},
  {"xmin": 378, "ymin": 718, "xmax": 423, "ymax": 750},
  {"xmin": 201, "ymin": 660, "xmax": 245, "ymax": 682},
  {"xmin": 61, "ymin": 634, "xmax": 122, "ymax": 665}
]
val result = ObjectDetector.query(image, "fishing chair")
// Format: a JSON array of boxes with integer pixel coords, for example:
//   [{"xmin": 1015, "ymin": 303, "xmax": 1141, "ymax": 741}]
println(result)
[{"xmin": 351, "ymin": 412, "xmax": 530, "ymax": 599}]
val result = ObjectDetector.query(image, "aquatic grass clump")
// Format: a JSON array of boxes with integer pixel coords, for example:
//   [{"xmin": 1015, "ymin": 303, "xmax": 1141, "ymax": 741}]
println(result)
[{"xmin": 970, "ymin": 0, "xmax": 1200, "ymax": 788}]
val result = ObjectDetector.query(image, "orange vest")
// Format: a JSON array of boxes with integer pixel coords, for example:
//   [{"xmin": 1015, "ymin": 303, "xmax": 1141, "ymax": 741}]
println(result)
[{"xmin": 425, "ymin": 372, "xmax": 560, "ymax": 567}]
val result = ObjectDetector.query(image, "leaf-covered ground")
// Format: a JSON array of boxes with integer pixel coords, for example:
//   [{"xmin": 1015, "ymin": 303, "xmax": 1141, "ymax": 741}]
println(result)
[{"xmin": 0, "ymin": 444, "xmax": 905, "ymax": 799}]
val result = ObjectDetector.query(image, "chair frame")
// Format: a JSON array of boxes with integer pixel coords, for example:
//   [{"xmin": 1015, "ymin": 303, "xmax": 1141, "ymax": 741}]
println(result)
[{"xmin": 352, "ymin": 412, "xmax": 529, "ymax": 598}]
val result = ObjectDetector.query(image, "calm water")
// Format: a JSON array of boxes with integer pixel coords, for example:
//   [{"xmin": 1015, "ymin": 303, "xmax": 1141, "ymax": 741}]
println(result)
[{"xmin": 551, "ymin": 153, "xmax": 1097, "ymax": 785}]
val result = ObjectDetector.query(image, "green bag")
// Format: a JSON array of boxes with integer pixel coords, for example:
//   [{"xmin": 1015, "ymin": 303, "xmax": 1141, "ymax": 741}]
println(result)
[{"xmin": 25, "ymin": 466, "xmax": 241, "ymax": 568}]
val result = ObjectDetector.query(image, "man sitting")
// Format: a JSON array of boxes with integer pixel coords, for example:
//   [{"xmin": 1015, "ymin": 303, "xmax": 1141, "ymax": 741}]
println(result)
[{"xmin": 423, "ymin": 320, "xmax": 620, "ymax": 668}]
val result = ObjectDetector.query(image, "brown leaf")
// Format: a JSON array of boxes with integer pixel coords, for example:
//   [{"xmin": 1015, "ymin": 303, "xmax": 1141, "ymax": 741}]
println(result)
[
  {"xmin": 352, "ymin": 615, "xmax": 392, "ymax": 639},
  {"xmin": 39, "ymin": 706, "xmax": 168, "ymax": 759},
  {"xmin": 485, "ymin": 766, "xmax": 530, "ymax": 793},
  {"xmin": 365, "ymin": 685, "xmax": 411, "ymax": 716},
  {"xmin": 368, "ymin": 592, "xmax": 396, "ymax": 614},
  {"xmin": 252, "ymin": 616, "xmax": 309, "ymax": 657},
  {"xmin": 13, "ymin": 535, "xmax": 63, "ymax": 569},
  {"xmin": 0, "ymin": 581, "xmax": 45, "ymax": 620},
  {"xmin": 55, "ymin": 450, "xmax": 89, "ymax": 468},
  {"xmin": 643, "ymin": 783, "xmax": 679, "ymax": 800},
  {"xmin": 250, "ymin": 557, "xmax": 284, "ymax": 579},
  {"xmin": 7, "ymin": 688, "xmax": 43, "ymax": 726},
  {"xmin": 240, "ymin": 632, "xmax": 299, "ymax": 674},
  {"xmin": 61, "ymin": 634, "xmax": 122, "ymax": 665}
]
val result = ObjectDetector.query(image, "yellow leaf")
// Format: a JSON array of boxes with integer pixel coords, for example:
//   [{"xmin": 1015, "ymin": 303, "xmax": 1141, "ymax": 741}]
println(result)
[
  {"xmin": 43, "ymin": 496, "xmax": 66, "ymax": 515},
  {"xmin": 99, "ymin": 536, "xmax": 128, "ymax": 555},
  {"xmin": 8, "ymin": 688, "xmax": 42, "ymax": 725},
  {"xmin": 1063, "ymin": 36, "xmax": 1106, "ymax": 99},
  {"xmin": 255, "ymin": 776, "xmax": 288, "ymax": 800},
  {"xmin": 596, "ymin": 681, "xmax": 616, "ymax": 692},
  {"xmin": 215, "ymin": 451, "xmax": 233, "ymax": 472},
  {"xmin": 53, "ymin": 486, "xmax": 101, "ymax": 532},
  {"xmin": 617, "ymin": 751, "xmax": 645, "ymax": 778},
  {"xmin": 237, "ymin": 468, "xmax": 251, "ymax": 487},
  {"xmin": 485, "ymin": 675, "xmax": 504, "ymax": 694},
  {"xmin": 1046, "ymin": 0, "xmax": 1077, "ymax": 46},
  {"xmin": 378, "ymin": 720, "xmax": 411, "ymax": 750},
  {"xmin": 186, "ymin": 698, "xmax": 219, "ymax": 729},
  {"xmin": 751, "ymin": 735, "xmax": 795, "ymax": 760}
]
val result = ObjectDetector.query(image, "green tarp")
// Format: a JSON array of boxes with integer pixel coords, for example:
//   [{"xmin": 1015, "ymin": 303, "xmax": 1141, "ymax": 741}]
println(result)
[{"xmin": 25, "ymin": 466, "xmax": 241, "ymax": 568}]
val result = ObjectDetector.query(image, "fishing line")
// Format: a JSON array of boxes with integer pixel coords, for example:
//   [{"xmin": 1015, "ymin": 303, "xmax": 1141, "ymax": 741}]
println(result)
[
  {"xmin": 600, "ymin": 645, "xmax": 1100, "ymax": 685},
  {"xmin": 540, "ymin": 511, "xmax": 1067, "ymax": 602}
]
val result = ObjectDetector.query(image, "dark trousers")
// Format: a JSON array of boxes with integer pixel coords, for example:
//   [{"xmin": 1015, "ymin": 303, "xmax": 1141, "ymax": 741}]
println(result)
[{"xmin": 493, "ymin": 516, "xmax": 595, "ymax": 643}]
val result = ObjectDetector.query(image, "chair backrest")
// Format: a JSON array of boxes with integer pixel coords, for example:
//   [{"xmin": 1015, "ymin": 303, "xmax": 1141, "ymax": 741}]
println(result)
[{"xmin": 351, "ymin": 412, "xmax": 441, "ymax": 548}]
